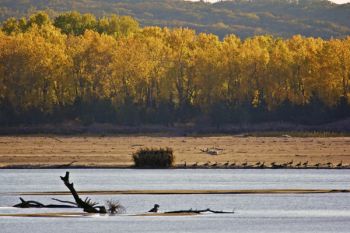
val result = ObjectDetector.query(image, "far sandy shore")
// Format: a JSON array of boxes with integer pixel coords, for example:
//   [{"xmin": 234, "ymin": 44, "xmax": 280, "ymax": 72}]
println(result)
[
  {"xmin": 0, "ymin": 136, "xmax": 349, "ymax": 168},
  {"xmin": 12, "ymin": 189, "xmax": 350, "ymax": 196}
]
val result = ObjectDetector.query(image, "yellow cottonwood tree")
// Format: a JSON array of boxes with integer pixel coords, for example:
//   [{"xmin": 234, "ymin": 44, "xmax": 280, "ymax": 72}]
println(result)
[
  {"xmin": 138, "ymin": 27, "xmax": 171, "ymax": 107},
  {"xmin": 109, "ymin": 35, "xmax": 152, "ymax": 104},
  {"xmin": 265, "ymin": 39, "xmax": 293, "ymax": 109},
  {"xmin": 239, "ymin": 36, "xmax": 271, "ymax": 106},
  {"xmin": 165, "ymin": 28, "xmax": 197, "ymax": 107},
  {"xmin": 192, "ymin": 33, "xmax": 222, "ymax": 110},
  {"xmin": 221, "ymin": 35, "xmax": 242, "ymax": 104}
]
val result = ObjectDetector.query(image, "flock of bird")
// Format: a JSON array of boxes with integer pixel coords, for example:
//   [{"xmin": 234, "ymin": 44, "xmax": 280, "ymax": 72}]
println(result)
[{"xmin": 180, "ymin": 160, "xmax": 346, "ymax": 169}]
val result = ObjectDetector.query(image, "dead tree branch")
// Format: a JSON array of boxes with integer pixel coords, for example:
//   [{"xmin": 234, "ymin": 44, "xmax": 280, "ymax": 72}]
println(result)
[
  {"xmin": 60, "ymin": 171, "xmax": 106, "ymax": 213},
  {"xmin": 51, "ymin": 198, "xmax": 77, "ymax": 206}
]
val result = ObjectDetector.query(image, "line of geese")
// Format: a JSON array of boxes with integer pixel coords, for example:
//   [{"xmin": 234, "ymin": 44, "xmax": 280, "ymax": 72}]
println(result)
[{"xmin": 181, "ymin": 160, "xmax": 345, "ymax": 168}]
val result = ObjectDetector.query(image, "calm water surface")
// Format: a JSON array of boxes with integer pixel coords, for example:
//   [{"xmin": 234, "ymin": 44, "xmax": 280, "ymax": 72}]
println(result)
[{"xmin": 1, "ymin": 169, "xmax": 350, "ymax": 233}]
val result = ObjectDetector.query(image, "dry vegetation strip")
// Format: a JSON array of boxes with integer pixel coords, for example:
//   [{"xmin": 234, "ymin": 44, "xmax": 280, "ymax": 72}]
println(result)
[{"xmin": 0, "ymin": 136, "xmax": 349, "ymax": 168}]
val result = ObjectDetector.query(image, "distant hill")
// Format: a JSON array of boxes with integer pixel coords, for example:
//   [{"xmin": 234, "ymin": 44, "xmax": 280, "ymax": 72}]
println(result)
[{"xmin": 0, "ymin": 0, "xmax": 350, "ymax": 38}]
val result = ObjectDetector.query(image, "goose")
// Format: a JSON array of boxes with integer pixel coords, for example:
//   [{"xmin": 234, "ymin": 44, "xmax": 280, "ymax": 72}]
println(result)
[
  {"xmin": 302, "ymin": 161, "xmax": 308, "ymax": 167},
  {"xmin": 255, "ymin": 161, "xmax": 261, "ymax": 166},
  {"xmin": 212, "ymin": 162, "xmax": 218, "ymax": 167},
  {"xmin": 230, "ymin": 162, "xmax": 236, "ymax": 167},
  {"xmin": 314, "ymin": 163, "xmax": 321, "ymax": 168},
  {"xmin": 259, "ymin": 162, "xmax": 265, "ymax": 168},
  {"xmin": 241, "ymin": 161, "xmax": 248, "ymax": 167},
  {"xmin": 336, "ymin": 161, "xmax": 343, "ymax": 168},
  {"xmin": 223, "ymin": 161, "xmax": 230, "ymax": 167},
  {"xmin": 326, "ymin": 162, "xmax": 332, "ymax": 168},
  {"xmin": 192, "ymin": 162, "xmax": 198, "ymax": 168},
  {"xmin": 295, "ymin": 162, "xmax": 301, "ymax": 167},
  {"xmin": 203, "ymin": 161, "xmax": 211, "ymax": 166}
]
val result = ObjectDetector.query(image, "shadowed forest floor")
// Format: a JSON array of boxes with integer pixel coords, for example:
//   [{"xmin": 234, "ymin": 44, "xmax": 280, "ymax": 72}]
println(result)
[{"xmin": 0, "ymin": 136, "xmax": 349, "ymax": 168}]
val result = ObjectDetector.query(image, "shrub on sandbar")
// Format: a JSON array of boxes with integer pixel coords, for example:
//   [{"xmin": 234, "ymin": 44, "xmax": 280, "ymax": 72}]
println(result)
[{"xmin": 132, "ymin": 147, "xmax": 175, "ymax": 168}]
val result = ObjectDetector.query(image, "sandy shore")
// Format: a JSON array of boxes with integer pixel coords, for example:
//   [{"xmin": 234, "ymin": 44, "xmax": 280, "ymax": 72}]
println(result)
[
  {"xmin": 0, "ymin": 212, "xmax": 91, "ymax": 218},
  {"xmin": 0, "ymin": 136, "xmax": 349, "ymax": 168},
  {"xmin": 12, "ymin": 189, "xmax": 350, "ymax": 196}
]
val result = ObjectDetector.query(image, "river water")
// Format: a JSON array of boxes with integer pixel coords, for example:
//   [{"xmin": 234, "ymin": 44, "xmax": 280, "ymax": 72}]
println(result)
[{"xmin": 1, "ymin": 169, "xmax": 350, "ymax": 233}]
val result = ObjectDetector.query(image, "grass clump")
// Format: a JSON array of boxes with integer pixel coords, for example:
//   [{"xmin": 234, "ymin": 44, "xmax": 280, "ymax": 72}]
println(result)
[
  {"xmin": 133, "ymin": 147, "xmax": 175, "ymax": 168},
  {"xmin": 106, "ymin": 200, "xmax": 126, "ymax": 214}
]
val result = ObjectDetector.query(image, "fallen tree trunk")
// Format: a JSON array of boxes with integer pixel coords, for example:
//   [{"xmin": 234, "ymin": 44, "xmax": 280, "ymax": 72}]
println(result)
[
  {"xmin": 14, "ymin": 172, "xmax": 107, "ymax": 213},
  {"xmin": 13, "ymin": 197, "xmax": 77, "ymax": 209}
]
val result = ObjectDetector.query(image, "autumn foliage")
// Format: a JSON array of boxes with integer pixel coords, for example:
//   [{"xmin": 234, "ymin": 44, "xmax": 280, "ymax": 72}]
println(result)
[{"xmin": 0, "ymin": 12, "xmax": 349, "ymax": 126}]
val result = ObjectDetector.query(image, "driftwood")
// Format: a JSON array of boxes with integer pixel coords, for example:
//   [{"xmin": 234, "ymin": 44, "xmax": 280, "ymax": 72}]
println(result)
[
  {"xmin": 200, "ymin": 148, "xmax": 224, "ymax": 156},
  {"xmin": 60, "ymin": 171, "xmax": 106, "ymax": 213},
  {"xmin": 14, "ymin": 171, "xmax": 107, "ymax": 214},
  {"xmin": 51, "ymin": 198, "xmax": 77, "ymax": 206},
  {"xmin": 165, "ymin": 208, "xmax": 234, "ymax": 214},
  {"xmin": 13, "ymin": 197, "xmax": 77, "ymax": 209},
  {"xmin": 13, "ymin": 172, "xmax": 232, "ymax": 216}
]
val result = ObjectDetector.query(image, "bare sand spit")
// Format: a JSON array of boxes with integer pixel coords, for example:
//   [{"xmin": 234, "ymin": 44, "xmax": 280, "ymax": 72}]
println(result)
[
  {"xmin": 0, "ymin": 212, "xmax": 91, "ymax": 218},
  {"xmin": 0, "ymin": 212, "xmax": 200, "ymax": 218},
  {"xmin": 0, "ymin": 136, "xmax": 349, "ymax": 168},
  {"xmin": 10, "ymin": 189, "xmax": 350, "ymax": 196}
]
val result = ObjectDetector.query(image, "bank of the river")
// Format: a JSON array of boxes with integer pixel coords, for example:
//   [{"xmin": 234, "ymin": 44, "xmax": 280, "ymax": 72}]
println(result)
[
  {"xmin": 11, "ymin": 188, "xmax": 350, "ymax": 196},
  {"xmin": 0, "ymin": 136, "xmax": 349, "ymax": 169}
]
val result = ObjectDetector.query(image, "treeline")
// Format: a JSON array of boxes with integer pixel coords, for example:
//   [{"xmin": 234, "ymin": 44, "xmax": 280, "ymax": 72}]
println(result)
[
  {"xmin": 0, "ymin": 12, "xmax": 349, "ymax": 126},
  {"xmin": 1, "ymin": 0, "xmax": 350, "ymax": 39}
]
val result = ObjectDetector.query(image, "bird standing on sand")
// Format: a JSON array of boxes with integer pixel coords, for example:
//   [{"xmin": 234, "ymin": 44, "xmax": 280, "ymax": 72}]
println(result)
[
  {"xmin": 149, "ymin": 204, "xmax": 160, "ymax": 213},
  {"xmin": 337, "ymin": 161, "xmax": 343, "ymax": 168},
  {"xmin": 259, "ymin": 162, "xmax": 265, "ymax": 168},
  {"xmin": 302, "ymin": 161, "xmax": 308, "ymax": 167},
  {"xmin": 204, "ymin": 161, "xmax": 210, "ymax": 166}
]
